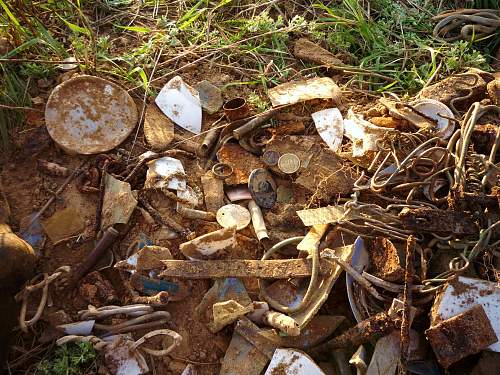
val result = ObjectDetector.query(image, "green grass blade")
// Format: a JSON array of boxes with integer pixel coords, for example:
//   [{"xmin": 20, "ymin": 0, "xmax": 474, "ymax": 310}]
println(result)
[
  {"xmin": 57, "ymin": 14, "xmax": 90, "ymax": 35},
  {"xmin": 0, "ymin": 0, "xmax": 20, "ymax": 27},
  {"xmin": 115, "ymin": 25, "xmax": 151, "ymax": 33}
]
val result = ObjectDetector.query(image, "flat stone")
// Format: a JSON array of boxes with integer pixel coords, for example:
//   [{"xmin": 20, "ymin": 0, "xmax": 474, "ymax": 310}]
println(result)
[
  {"xmin": 194, "ymin": 80, "xmax": 223, "ymax": 114},
  {"xmin": 143, "ymin": 103, "xmax": 174, "ymax": 151}
]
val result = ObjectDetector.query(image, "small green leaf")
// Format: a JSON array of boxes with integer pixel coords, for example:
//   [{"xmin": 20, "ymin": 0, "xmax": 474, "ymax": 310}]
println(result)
[
  {"xmin": 179, "ymin": 9, "xmax": 206, "ymax": 30},
  {"xmin": 115, "ymin": 25, "xmax": 151, "ymax": 33},
  {"xmin": 128, "ymin": 66, "xmax": 148, "ymax": 89},
  {"xmin": 1, "ymin": 38, "xmax": 40, "ymax": 58},
  {"xmin": 57, "ymin": 14, "xmax": 90, "ymax": 35},
  {"xmin": 0, "ymin": 0, "xmax": 20, "ymax": 27}
]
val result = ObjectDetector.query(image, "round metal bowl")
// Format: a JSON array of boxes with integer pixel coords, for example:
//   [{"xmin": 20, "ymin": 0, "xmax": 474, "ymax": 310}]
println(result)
[{"xmin": 45, "ymin": 75, "xmax": 138, "ymax": 154}]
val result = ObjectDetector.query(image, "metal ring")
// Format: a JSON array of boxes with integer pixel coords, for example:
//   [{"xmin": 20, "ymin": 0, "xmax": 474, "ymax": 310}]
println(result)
[{"xmin": 212, "ymin": 163, "xmax": 233, "ymax": 179}]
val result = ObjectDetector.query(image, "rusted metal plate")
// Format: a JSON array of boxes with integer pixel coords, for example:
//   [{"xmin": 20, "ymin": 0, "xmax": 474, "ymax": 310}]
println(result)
[
  {"xmin": 265, "ymin": 135, "xmax": 355, "ymax": 200},
  {"xmin": 399, "ymin": 207, "xmax": 478, "ymax": 236},
  {"xmin": 426, "ymin": 305, "xmax": 498, "ymax": 368},
  {"xmin": 101, "ymin": 173, "xmax": 137, "ymax": 230},
  {"xmin": 159, "ymin": 259, "xmax": 332, "ymax": 279},
  {"xmin": 220, "ymin": 332, "xmax": 269, "ymax": 375},
  {"xmin": 45, "ymin": 75, "xmax": 138, "ymax": 154},
  {"xmin": 217, "ymin": 143, "xmax": 265, "ymax": 185}
]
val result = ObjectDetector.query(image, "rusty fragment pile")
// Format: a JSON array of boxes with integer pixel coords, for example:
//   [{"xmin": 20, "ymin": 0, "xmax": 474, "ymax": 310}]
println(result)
[{"xmin": 3, "ymin": 53, "xmax": 500, "ymax": 375}]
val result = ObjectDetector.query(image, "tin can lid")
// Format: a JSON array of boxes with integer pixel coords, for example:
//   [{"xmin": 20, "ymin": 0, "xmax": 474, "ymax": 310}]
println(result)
[
  {"xmin": 278, "ymin": 153, "xmax": 301, "ymax": 174},
  {"xmin": 216, "ymin": 204, "xmax": 251, "ymax": 230}
]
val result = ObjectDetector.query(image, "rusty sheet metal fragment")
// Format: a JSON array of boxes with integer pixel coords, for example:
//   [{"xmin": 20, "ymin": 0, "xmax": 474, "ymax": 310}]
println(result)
[
  {"xmin": 368, "ymin": 237, "xmax": 404, "ymax": 283},
  {"xmin": 296, "ymin": 205, "xmax": 358, "ymax": 226},
  {"xmin": 431, "ymin": 276, "xmax": 500, "ymax": 352},
  {"xmin": 101, "ymin": 173, "xmax": 137, "ymax": 230},
  {"xmin": 200, "ymin": 171, "xmax": 224, "ymax": 212},
  {"xmin": 265, "ymin": 135, "xmax": 354, "ymax": 199},
  {"xmin": 143, "ymin": 104, "xmax": 174, "ymax": 151},
  {"xmin": 45, "ymin": 75, "xmax": 138, "ymax": 155},
  {"xmin": 179, "ymin": 227, "xmax": 237, "ymax": 260},
  {"xmin": 115, "ymin": 245, "xmax": 172, "ymax": 272},
  {"xmin": 310, "ymin": 312, "xmax": 397, "ymax": 359},
  {"xmin": 267, "ymin": 77, "xmax": 341, "ymax": 107},
  {"xmin": 420, "ymin": 70, "xmax": 488, "ymax": 108},
  {"xmin": 239, "ymin": 315, "xmax": 345, "ymax": 351},
  {"xmin": 217, "ymin": 143, "xmax": 265, "ymax": 185},
  {"xmin": 220, "ymin": 332, "xmax": 269, "ymax": 375},
  {"xmin": 159, "ymin": 258, "xmax": 332, "ymax": 279},
  {"xmin": 399, "ymin": 207, "xmax": 478, "ymax": 236},
  {"xmin": 42, "ymin": 205, "xmax": 85, "ymax": 243},
  {"xmin": 297, "ymin": 224, "xmax": 329, "ymax": 252},
  {"xmin": 426, "ymin": 305, "xmax": 498, "ymax": 368},
  {"xmin": 209, "ymin": 300, "xmax": 254, "ymax": 333}
]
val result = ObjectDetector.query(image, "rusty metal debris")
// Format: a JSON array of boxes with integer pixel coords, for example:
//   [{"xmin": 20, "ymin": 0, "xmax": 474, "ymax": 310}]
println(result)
[
  {"xmin": 45, "ymin": 75, "xmax": 138, "ymax": 154},
  {"xmin": 7, "ymin": 41, "xmax": 500, "ymax": 375},
  {"xmin": 432, "ymin": 8, "xmax": 500, "ymax": 42},
  {"xmin": 426, "ymin": 305, "xmax": 498, "ymax": 368}
]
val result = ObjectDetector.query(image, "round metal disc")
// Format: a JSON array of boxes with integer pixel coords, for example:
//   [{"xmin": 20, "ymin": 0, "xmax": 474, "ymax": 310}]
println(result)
[
  {"xmin": 262, "ymin": 150, "xmax": 280, "ymax": 166},
  {"xmin": 278, "ymin": 153, "xmax": 301, "ymax": 174},
  {"xmin": 248, "ymin": 168, "xmax": 277, "ymax": 209},
  {"xmin": 45, "ymin": 75, "xmax": 138, "ymax": 155},
  {"xmin": 216, "ymin": 204, "xmax": 251, "ymax": 230}
]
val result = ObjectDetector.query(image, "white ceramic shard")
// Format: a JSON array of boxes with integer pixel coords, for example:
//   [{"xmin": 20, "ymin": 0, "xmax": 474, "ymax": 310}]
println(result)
[
  {"xmin": 411, "ymin": 99, "xmax": 455, "ymax": 139},
  {"xmin": 144, "ymin": 157, "xmax": 186, "ymax": 191},
  {"xmin": 432, "ymin": 276, "xmax": 500, "ymax": 352},
  {"xmin": 344, "ymin": 109, "xmax": 389, "ymax": 157},
  {"xmin": 103, "ymin": 335, "xmax": 148, "ymax": 375},
  {"xmin": 312, "ymin": 108, "xmax": 344, "ymax": 152},
  {"xmin": 265, "ymin": 349, "xmax": 325, "ymax": 375},
  {"xmin": 155, "ymin": 76, "xmax": 202, "ymax": 134},
  {"xmin": 101, "ymin": 173, "xmax": 137, "ymax": 230},
  {"xmin": 177, "ymin": 185, "xmax": 201, "ymax": 207},
  {"xmin": 179, "ymin": 227, "xmax": 237, "ymax": 260}
]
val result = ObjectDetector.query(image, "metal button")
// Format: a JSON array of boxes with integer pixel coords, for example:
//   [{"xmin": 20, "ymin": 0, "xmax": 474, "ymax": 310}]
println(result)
[
  {"xmin": 262, "ymin": 150, "xmax": 280, "ymax": 166},
  {"xmin": 248, "ymin": 168, "xmax": 277, "ymax": 209}
]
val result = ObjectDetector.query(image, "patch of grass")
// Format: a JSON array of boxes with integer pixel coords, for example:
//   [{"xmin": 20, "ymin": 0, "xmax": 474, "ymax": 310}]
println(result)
[
  {"xmin": 247, "ymin": 91, "xmax": 270, "ymax": 112},
  {"xmin": 0, "ymin": 66, "xmax": 30, "ymax": 151},
  {"xmin": 36, "ymin": 342, "xmax": 97, "ymax": 375},
  {"xmin": 0, "ymin": 0, "xmax": 497, "ymax": 151},
  {"xmin": 308, "ymin": 0, "xmax": 490, "ymax": 92}
]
